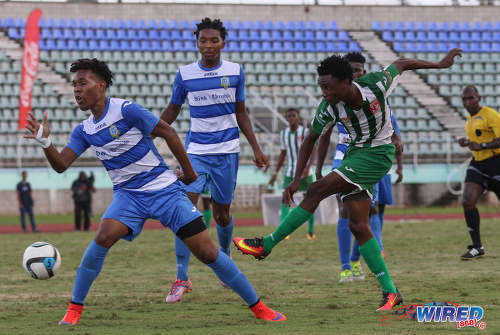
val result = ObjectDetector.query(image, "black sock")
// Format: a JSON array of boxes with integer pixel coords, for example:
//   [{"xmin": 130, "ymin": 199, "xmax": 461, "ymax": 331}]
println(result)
[{"xmin": 464, "ymin": 208, "xmax": 481, "ymax": 248}]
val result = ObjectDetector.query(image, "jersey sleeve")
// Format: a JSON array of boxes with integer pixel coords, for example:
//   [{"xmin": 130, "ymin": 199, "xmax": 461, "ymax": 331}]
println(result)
[
  {"xmin": 311, "ymin": 100, "xmax": 336, "ymax": 135},
  {"xmin": 487, "ymin": 109, "xmax": 500, "ymax": 137},
  {"xmin": 66, "ymin": 124, "xmax": 90, "ymax": 157},
  {"xmin": 358, "ymin": 64, "xmax": 400, "ymax": 99},
  {"xmin": 122, "ymin": 101, "xmax": 160, "ymax": 134},
  {"xmin": 170, "ymin": 70, "xmax": 187, "ymax": 105},
  {"xmin": 235, "ymin": 65, "xmax": 245, "ymax": 102},
  {"xmin": 280, "ymin": 130, "xmax": 286, "ymax": 150}
]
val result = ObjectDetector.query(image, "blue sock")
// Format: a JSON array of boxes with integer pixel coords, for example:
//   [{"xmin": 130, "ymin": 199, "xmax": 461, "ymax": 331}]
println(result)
[
  {"xmin": 337, "ymin": 218, "xmax": 352, "ymax": 270},
  {"xmin": 379, "ymin": 213, "xmax": 384, "ymax": 232},
  {"xmin": 175, "ymin": 236, "xmax": 191, "ymax": 281},
  {"xmin": 72, "ymin": 240, "xmax": 109, "ymax": 304},
  {"xmin": 208, "ymin": 251, "xmax": 258, "ymax": 306},
  {"xmin": 351, "ymin": 239, "xmax": 361, "ymax": 262},
  {"xmin": 370, "ymin": 214, "xmax": 384, "ymax": 250},
  {"xmin": 216, "ymin": 216, "xmax": 233, "ymax": 256}
]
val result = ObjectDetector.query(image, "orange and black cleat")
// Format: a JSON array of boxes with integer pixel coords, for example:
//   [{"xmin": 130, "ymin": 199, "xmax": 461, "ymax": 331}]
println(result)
[
  {"xmin": 233, "ymin": 237, "xmax": 267, "ymax": 260},
  {"xmin": 377, "ymin": 290, "xmax": 403, "ymax": 311}
]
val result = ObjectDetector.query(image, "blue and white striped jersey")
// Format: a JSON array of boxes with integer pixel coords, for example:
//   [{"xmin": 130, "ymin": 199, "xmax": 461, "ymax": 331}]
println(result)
[
  {"xmin": 170, "ymin": 60, "xmax": 245, "ymax": 155},
  {"xmin": 67, "ymin": 98, "xmax": 177, "ymax": 192}
]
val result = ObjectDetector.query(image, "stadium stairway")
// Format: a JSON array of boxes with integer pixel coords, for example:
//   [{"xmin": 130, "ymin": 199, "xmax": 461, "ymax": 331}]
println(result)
[
  {"xmin": 0, "ymin": 30, "xmax": 74, "ymax": 104},
  {"xmin": 350, "ymin": 31, "xmax": 465, "ymax": 139}
]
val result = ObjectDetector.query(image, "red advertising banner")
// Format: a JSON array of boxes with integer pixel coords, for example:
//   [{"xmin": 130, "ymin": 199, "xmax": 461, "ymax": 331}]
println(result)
[{"xmin": 18, "ymin": 9, "xmax": 42, "ymax": 130}]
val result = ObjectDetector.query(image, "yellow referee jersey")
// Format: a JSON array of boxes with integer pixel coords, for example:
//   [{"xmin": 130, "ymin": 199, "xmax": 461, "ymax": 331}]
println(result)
[{"xmin": 465, "ymin": 106, "xmax": 500, "ymax": 161}]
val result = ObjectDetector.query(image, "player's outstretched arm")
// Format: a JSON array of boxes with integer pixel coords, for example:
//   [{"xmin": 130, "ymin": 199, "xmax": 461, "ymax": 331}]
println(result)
[
  {"xmin": 283, "ymin": 130, "xmax": 319, "ymax": 206},
  {"xmin": 151, "ymin": 119, "xmax": 197, "ymax": 184},
  {"xmin": 315, "ymin": 125, "xmax": 333, "ymax": 180},
  {"xmin": 24, "ymin": 111, "xmax": 77, "ymax": 173},
  {"xmin": 160, "ymin": 103, "xmax": 182, "ymax": 125},
  {"xmin": 392, "ymin": 48, "xmax": 462, "ymax": 74},
  {"xmin": 235, "ymin": 102, "xmax": 269, "ymax": 171}
]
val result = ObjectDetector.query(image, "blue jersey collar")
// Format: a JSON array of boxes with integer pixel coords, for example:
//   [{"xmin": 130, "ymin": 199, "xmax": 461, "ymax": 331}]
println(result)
[{"xmin": 93, "ymin": 97, "xmax": 110, "ymax": 124}]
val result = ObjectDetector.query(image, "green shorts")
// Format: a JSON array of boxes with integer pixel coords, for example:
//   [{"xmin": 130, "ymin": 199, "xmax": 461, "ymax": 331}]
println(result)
[
  {"xmin": 283, "ymin": 175, "xmax": 314, "ymax": 191},
  {"xmin": 334, "ymin": 144, "xmax": 395, "ymax": 199}
]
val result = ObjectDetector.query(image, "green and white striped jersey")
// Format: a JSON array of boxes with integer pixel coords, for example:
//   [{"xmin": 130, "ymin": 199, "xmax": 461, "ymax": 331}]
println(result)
[
  {"xmin": 280, "ymin": 125, "xmax": 309, "ymax": 178},
  {"xmin": 311, "ymin": 64, "xmax": 400, "ymax": 148}
]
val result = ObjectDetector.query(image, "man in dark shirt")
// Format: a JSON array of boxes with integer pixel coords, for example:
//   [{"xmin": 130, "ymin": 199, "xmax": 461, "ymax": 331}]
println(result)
[
  {"xmin": 71, "ymin": 171, "xmax": 95, "ymax": 231},
  {"xmin": 16, "ymin": 171, "xmax": 38, "ymax": 232}
]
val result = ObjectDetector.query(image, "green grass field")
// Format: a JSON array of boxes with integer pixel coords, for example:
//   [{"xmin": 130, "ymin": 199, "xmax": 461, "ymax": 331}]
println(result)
[{"xmin": 1, "ymin": 218, "xmax": 500, "ymax": 334}]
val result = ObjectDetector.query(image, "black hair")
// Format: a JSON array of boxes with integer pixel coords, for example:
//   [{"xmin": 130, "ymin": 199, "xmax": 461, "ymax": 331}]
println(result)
[
  {"xmin": 463, "ymin": 85, "xmax": 480, "ymax": 95},
  {"xmin": 317, "ymin": 54, "xmax": 353, "ymax": 82},
  {"xmin": 286, "ymin": 108, "xmax": 299, "ymax": 115},
  {"xmin": 343, "ymin": 52, "xmax": 366, "ymax": 64},
  {"xmin": 70, "ymin": 58, "xmax": 114, "ymax": 88},
  {"xmin": 194, "ymin": 17, "xmax": 227, "ymax": 41}
]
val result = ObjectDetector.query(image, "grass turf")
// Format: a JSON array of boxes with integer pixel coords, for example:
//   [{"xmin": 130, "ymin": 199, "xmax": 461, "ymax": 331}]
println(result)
[{"xmin": 1, "ymin": 218, "xmax": 499, "ymax": 334}]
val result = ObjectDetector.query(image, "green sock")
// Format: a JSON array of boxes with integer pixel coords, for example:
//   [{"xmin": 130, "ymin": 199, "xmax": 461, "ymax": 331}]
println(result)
[
  {"xmin": 359, "ymin": 238, "xmax": 397, "ymax": 293},
  {"xmin": 280, "ymin": 202, "xmax": 290, "ymax": 223},
  {"xmin": 307, "ymin": 214, "xmax": 314, "ymax": 234},
  {"xmin": 203, "ymin": 209, "xmax": 212, "ymax": 229},
  {"xmin": 263, "ymin": 206, "xmax": 312, "ymax": 254}
]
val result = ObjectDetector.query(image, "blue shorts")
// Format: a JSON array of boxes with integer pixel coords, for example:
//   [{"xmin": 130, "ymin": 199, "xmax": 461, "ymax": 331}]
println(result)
[
  {"xmin": 184, "ymin": 153, "xmax": 238, "ymax": 205},
  {"xmin": 377, "ymin": 174, "xmax": 393, "ymax": 205},
  {"xmin": 102, "ymin": 181, "xmax": 202, "ymax": 241}
]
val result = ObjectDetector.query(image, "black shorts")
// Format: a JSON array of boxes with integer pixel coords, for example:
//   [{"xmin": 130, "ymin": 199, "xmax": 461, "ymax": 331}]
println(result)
[{"xmin": 465, "ymin": 155, "xmax": 500, "ymax": 193}]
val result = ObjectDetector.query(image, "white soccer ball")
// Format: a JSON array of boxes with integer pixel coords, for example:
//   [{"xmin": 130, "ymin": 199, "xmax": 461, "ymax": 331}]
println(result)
[{"xmin": 22, "ymin": 242, "xmax": 61, "ymax": 280}]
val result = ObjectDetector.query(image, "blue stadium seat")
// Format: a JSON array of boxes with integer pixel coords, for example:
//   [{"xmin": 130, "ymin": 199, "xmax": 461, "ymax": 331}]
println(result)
[
  {"xmin": 127, "ymin": 29, "xmax": 138, "ymax": 40},
  {"xmin": 294, "ymin": 41, "xmax": 304, "ymax": 51},
  {"xmin": 180, "ymin": 20, "xmax": 191, "ymax": 30},
  {"xmin": 251, "ymin": 41, "xmax": 262, "ymax": 52},
  {"xmin": 405, "ymin": 21, "xmax": 416, "ymax": 31},
  {"xmin": 284, "ymin": 41, "xmax": 293, "ymax": 52},
  {"xmin": 296, "ymin": 21, "xmax": 305, "ymax": 30},
  {"xmin": 460, "ymin": 22, "xmax": 471, "ymax": 31},
  {"xmin": 294, "ymin": 30, "xmax": 305, "ymax": 41},
  {"xmin": 438, "ymin": 22, "xmax": 449, "ymax": 31},
  {"xmin": 382, "ymin": 31, "xmax": 393, "ymax": 41},
  {"xmin": 428, "ymin": 22, "xmax": 438, "ymax": 31},
  {"xmin": 67, "ymin": 39, "xmax": 78, "ymax": 50},
  {"xmin": 471, "ymin": 31, "xmax": 481, "ymax": 41},
  {"xmin": 471, "ymin": 21, "xmax": 481, "ymax": 31},
  {"xmin": 305, "ymin": 30, "xmax": 315, "ymax": 41},
  {"xmin": 326, "ymin": 31, "xmax": 337, "ymax": 41},
  {"xmin": 157, "ymin": 19, "xmax": 167, "ymax": 30},
  {"xmin": 306, "ymin": 21, "xmax": 316, "ymax": 31},
  {"xmin": 285, "ymin": 21, "xmax": 295, "ymax": 30},
  {"xmin": 244, "ymin": 21, "xmax": 254, "ymax": 30},
  {"xmin": 96, "ymin": 29, "xmax": 106, "ymax": 40},
  {"xmin": 56, "ymin": 39, "xmax": 68, "ymax": 50},
  {"xmin": 371, "ymin": 21, "xmax": 382, "ymax": 31},
  {"xmin": 171, "ymin": 30, "xmax": 182, "ymax": 40},
  {"xmin": 449, "ymin": 21, "xmax": 460, "ymax": 31},
  {"xmin": 255, "ymin": 21, "xmax": 265, "ymax": 30},
  {"xmin": 240, "ymin": 41, "xmax": 251, "ymax": 52},
  {"xmin": 137, "ymin": 19, "xmax": 146, "ymax": 29},
  {"xmin": 169, "ymin": 20, "xmax": 180, "ymax": 30},
  {"xmin": 304, "ymin": 41, "xmax": 315, "ymax": 52},
  {"xmin": 449, "ymin": 31, "xmax": 460, "ymax": 42},
  {"xmin": 283, "ymin": 30, "xmax": 293, "ymax": 41},
  {"xmin": 317, "ymin": 21, "xmax": 327, "ymax": 31},
  {"xmin": 96, "ymin": 19, "xmax": 106, "ymax": 29},
  {"xmin": 270, "ymin": 30, "xmax": 282, "ymax": 41},
  {"xmin": 459, "ymin": 32, "xmax": 470, "ymax": 40},
  {"xmin": 427, "ymin": 31, "xmax": 438, "ymax": 41},
  {"xmin": 160, "ymin": 40, "xmax": 171, "ymax": 51},
  {"xmin": 7, "ymin": 27, "xmax": 20, "ymax": 39},
  {"xmin": 348, "ymin": 42, "xmax": 361, "ymax": 52},
  {"xmin": 89, "ymin": 40, "xmax": 99, "ymax": 50},
  {"xmin": 481, "ymin": 31, "xmax": 492, "ymax": 41},
  {"xmin": 382, "ymin": 21, "xmax": 393, "ymax": 31},
  {"xmin": 55, "ymin": 18, "xmax": 65, "ymax": 28},
  {"xmin": 480, "ymin": 42, "xmax": 491, "ymax": 52},
  {"xmin": 492, "ymin": 43, "xmax": 500, "ymax": 52},
  {"xmin": 3, "ymin": 17, "xmax": 15, "ymax": 28},
  {"xmin": 315, "ymin": 30, "xmax": 327, "ymax": 41},
  {"xmin": 98, "ymin": 40, "xmax": 109, "ymax": 51},
  {"xmin": 226, "ymin": 41, "xmax": 238, "ymax": 52},
  {"xmin": 261, "ymin": 30, "xmax": 271, "ymax": 41},
  {"xmin": 127, "ymin": 19, "xmax": 136, "ymax": 29},
  {"xmin": 249, "ymin": 30, "xmax": 260, "ymax": 41},
  {"xmin": 238, "ymin": 30, "xmax": 250, "ymax": 41},
  {"xmin": 264, "ymin": 21, "xmax": 275, "ymax": 30},
  {"xmin": 67, "ymin": 18, "xmax": 77, "ymax": 29},
  {"xmin": 327, "ymin": 21, "xmax": 338, "ymax": 30},
  {"xmin": 437, "ymin": 42, "xmax": 448, "ymax": 52},
  {"xmin": 261, "ymin": 41, "xmax": 272, "ymax": 52},
  {"xmin": 138, "ymin": 30, "xmax": 148, "ymax": 40},
  {"xmin": 483, "ymin": 22, "xmax": 493, "ymax": 31},
  {"xmin": 181, "ymin": 30, "xmax": 191, "ymax": 40},
  {"xmin": 394, "ymin": 31, "xmax": 404, "ymax": 41},
  {"xmin": 52, "ymin": 28, "xmax": 63, "ymax": 39},
  {"xmin": 272, "ymin": 41, "xmax": 283, "ymax": 51},
  {"xmin": 394, "ymin": 21, "xmax": 405, "ymax": 31},
  {"xmin": 416, "ymin": 21, "xmax": 426, "ymax": 31},
  {"xmin": 275, "ymin": 21, "xmax": 286, "ymax": 30},
  {"xmin": 234, "ymin": 20, "xmax": 244, "ymax": 30},
  {"xmin": 159, "ymin": 30, "xmax": 170, "ymax": 40},
  {"xmin": 416, "ymin": 31, "xmax": 427, "ymax": 41},
  {"xmin": 404, "ymin": 31, "xmax": 417, "ymax": 42},
  {"xmin": 84, "ymin": 19, "xmax": 94, "ymax": 29},
  {"xmin": 337, "ymin": 31, "xmax": 350, "ymax": 41},
  {"xmin": 77, "ymin": 40, "xmax": 89, "ymax": 51}
]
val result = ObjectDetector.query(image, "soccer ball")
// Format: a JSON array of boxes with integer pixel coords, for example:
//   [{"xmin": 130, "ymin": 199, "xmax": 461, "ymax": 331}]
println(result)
[{"xmin": 22, "ymin": 242, "xmax": 61, "ymax": 280}]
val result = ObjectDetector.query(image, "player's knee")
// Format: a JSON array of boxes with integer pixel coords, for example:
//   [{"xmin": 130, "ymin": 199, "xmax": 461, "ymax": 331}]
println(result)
[
  {"xmin": 462, "ymin": 198, "xmax": 476, "ymax": 210},
  {"xmin": 94, "ymin": 233, "xmax": 115, "ymax": 249},
  {"xmin": 214, "ymin": 212, "xmax": 231, "ymax": 226},
  {"xmin": 348, "ymin": 220, "xmax": 369, "ymax": 236},
  {"xmin": 195, "ymin": 244, "xmax": 219, "ymax": 264},
  {"xmin": 305, "ymin": 182, "xmax": 323, "ymax": 203}
]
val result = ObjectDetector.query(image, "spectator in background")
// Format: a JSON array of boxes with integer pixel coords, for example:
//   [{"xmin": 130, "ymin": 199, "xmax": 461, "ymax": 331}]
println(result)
[
  {"xmin": 17, "ymin": 170, "xmax": 38, "ymax": 233},
  {"xmin": 71, "ymin": 171, "xmax": 95, "ymax": 231}
]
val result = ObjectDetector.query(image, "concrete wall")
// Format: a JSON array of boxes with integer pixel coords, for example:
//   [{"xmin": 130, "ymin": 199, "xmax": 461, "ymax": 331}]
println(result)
[
  {"xmin": 2, "ymin": 182, "xmax": 498, "ymax": 215},
  {"xmin": 0, "ymin": 3, "xmax": 498, "ymax": 31}
]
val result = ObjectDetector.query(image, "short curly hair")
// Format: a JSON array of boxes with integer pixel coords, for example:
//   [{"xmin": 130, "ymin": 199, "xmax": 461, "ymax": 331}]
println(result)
[
  {"xmin": 317, "ymin": 54, "xmax": 353, "ymax": 83},
  {"xmin": 194, "ymin": 17, "xmax": 227, "ymax": 41},
  {"xmin": 70, "ymin": 58, "xmax": 114, "ymax": 88}
]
